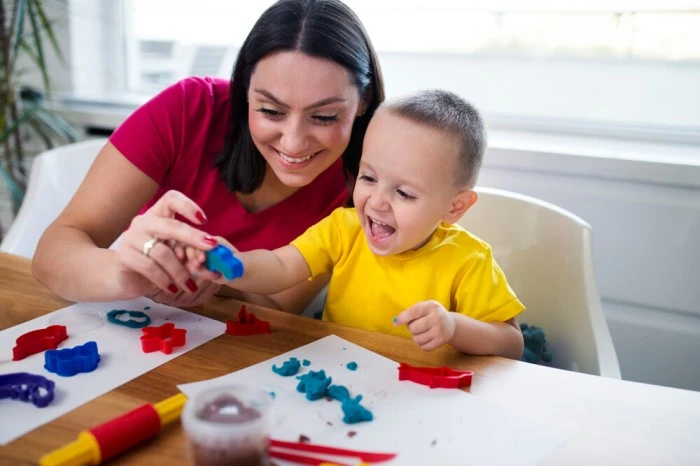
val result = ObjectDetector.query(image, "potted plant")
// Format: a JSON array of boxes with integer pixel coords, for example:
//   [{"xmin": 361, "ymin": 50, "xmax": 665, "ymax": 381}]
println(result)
[{"xmin": 1, "ymin": 0, "xmax": 78, "ymax": 237}]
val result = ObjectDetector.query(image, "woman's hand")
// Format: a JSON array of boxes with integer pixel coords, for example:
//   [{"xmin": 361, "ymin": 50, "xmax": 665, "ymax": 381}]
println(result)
[{"xmin": 114, "ymin": 190, "xmax": 219, "ymax": 298}]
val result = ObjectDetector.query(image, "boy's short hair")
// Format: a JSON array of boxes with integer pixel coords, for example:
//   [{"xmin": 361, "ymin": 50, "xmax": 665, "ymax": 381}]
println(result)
[{"xmin": 382, "ymin": 90, "xmax": 486, "ymax": 188}]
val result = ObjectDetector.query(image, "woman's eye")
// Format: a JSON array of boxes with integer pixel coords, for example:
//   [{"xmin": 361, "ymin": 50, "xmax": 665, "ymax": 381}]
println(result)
[
  {"xmin": 257, "ymin": 108, "xmax": 283, "ymax": 118},
  {"xmin": 313, "ymin": 115, "xmax": 339, "ymax": 125}
]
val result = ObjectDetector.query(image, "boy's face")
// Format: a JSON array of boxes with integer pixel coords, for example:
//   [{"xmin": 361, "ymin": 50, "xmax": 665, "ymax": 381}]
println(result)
[{"xmin": 353, "ymin": 110, "xmax": 472, "ymax": 256}]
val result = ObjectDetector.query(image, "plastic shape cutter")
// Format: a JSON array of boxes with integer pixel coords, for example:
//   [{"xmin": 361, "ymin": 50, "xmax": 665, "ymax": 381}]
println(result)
[
  {"xmin": 107, "ymin": 309, "xmax": 152, "ymax": 328},
  {"xmin": 12, "ymin": 325, "xmax": 68, "ymax": 361},
  {"xmin": 45, "ymin": 341, "xmax": 101, "ymax": 377},
  {"xmin": 0, "ymin": 372, "xmax": 56, "ymax": 408},
  {"xmin": 140, "ymin": 323, "xmax": 187, "ymax": 354},
  {"xmin": 397, "ymin": 362, "xmax": 473, "ymax": 389},
  {"xmin": 205, "ymin": 244, "xmax": 244, "ymax": 280},
  {"xmin": 225, "ymin": 305, "xmax": 271, "ymax": 336}
]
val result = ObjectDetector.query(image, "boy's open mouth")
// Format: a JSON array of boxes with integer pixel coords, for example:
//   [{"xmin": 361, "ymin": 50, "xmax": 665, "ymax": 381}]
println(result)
[{"xmin": 368, "ymin": 217, "xmax": 395, "ymax": 239}]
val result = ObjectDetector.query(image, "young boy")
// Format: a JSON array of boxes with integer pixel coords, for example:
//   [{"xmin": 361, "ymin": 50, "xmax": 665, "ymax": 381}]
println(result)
[{"xmin": 192, "ymin": 90, "xmax": 524, "ymax": 359}]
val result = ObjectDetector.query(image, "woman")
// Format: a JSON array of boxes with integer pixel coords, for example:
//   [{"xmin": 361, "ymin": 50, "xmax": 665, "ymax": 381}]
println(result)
[{"xmin": 32, "ymin": 0, "xmax": 384, "ymax": 312}]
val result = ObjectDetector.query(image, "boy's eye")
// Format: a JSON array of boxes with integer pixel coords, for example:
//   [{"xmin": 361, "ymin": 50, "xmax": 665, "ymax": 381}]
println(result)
[
  {"xmin": 359, "ymin": 174, "xmax": 376, "ymax": 183},
  {"xmin": 397, "ymin": 189, "xmax": 415, "ymax": 200}
]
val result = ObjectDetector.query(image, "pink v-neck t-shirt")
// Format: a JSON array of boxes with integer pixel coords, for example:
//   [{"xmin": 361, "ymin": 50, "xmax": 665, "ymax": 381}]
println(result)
[{"xmin": 109, "ymin": 76, "xmax": 349, "ymax": 251}]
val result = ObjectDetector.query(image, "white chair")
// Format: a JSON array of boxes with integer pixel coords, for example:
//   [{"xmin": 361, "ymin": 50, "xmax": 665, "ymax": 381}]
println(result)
[
  {"xmin": 0, "ymin": 139, "xmax": 107, "ymax": 258},
  {"xmin": 459, "ymin": 187, "xmax": 621, "ymax": 378}
]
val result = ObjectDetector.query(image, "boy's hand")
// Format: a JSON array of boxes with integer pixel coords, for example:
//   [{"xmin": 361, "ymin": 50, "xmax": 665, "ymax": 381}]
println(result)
[
  {"xmin": 395, "ymin": 300, "xmax": 457, "ymax": 351},
  {"xmin": 175, "ymin": 237, "xmax": 239, "ymax": 284}
]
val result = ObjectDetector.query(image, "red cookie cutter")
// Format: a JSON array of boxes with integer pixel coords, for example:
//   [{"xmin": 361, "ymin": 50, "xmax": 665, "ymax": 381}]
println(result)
[
  {"xmin": 225, "ymin": 305, "xmax": 270, "ymax": 336},
  {"xmin": 140, "ymin": 323, "xmax": 187, "ymax": 354},
  {"xmin": 397, "ymin": 362, "xmax": 473, "ymax": 389},
  {"xmin": 12, "ymin": 325, "xmax": 68, "ymax": 361}
]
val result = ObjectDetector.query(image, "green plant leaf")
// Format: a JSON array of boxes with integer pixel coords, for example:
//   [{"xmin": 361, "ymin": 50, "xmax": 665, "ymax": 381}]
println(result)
[
  {"xmin": 25, "ymin": 0, "xmax": 51, "ymax": 94},
  {"xmin": 9, "ymin": 0, "xmax": 29, "ymax": 75},
  {"xmin": 31, "ymin": 0, "xmax": 64, "ymax": 62}
]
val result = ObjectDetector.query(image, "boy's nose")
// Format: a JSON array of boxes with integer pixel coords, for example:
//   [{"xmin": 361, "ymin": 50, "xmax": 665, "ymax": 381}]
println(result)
[{"xmin": 367, "ymin": 191, "xmax": 390, "ymax": 211}]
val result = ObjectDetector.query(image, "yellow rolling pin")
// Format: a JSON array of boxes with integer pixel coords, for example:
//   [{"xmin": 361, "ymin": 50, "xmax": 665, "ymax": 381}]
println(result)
[{"xmin": 40, "ymin": 393, "xmax": 187, "ymax": 466}]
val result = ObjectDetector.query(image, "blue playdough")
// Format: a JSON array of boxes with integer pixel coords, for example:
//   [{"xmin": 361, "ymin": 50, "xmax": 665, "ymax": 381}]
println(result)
[
  {"xmin": 296, "ymin": 370, "xmax": 332, "ymax": 401},
  {"xmin": 44, "ymin": 341, "xmax": 100, "ymax": 377},
  {"xmin": 272, "ymin": 357, "xmax": 301, "ymax": 376},
  {"xmin": 346, "ymin": 361, "xmax": 358, "ymax": 371},
  {"xmin": 341, "ymin": 395, "xmax": 374, "ymax": 424},
  {"xmin": 0, "ymin": 372, "xmax": 55, "ymax": 408},
  {"xmin": 302, "ymin": 359, "xmax": 311, "ymax": 366},
  {"xmin": 327, "ymin": 384, "xmax": 350, "ymax": 401},
  {"xmin": 107, "ymin": 309, "xmax": 152, "ymax": 328},
  {"xmin": 205, "ymin": 244, "xmax": 244, "ymax": 280}
]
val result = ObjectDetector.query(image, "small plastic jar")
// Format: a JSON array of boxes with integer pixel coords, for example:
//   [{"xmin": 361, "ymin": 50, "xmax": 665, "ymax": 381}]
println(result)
[{"xmin": 182, "ymin": 385, "xmax": 273, "ymax": 466}]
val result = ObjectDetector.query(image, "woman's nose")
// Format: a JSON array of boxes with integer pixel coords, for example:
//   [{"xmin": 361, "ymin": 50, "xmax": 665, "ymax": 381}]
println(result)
[{"xmin": 279, "ymin": 117, "xmax": 309, "ymax": 155}]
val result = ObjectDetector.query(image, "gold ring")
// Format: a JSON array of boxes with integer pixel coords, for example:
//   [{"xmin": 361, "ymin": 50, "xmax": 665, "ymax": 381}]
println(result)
[{"xmin": 142, "ymin": 238, "xmax": 159, "ymax": 257}]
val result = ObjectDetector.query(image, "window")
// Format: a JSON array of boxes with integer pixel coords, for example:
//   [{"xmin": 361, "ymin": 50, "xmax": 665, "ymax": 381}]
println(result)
[{"xmin": 69, "ymin": 0, "xmax": 700, "ymax": 142}]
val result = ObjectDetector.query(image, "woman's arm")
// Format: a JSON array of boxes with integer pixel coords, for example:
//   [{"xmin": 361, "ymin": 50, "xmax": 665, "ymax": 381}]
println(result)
[{"xmin": 32, "ymin": 142, "xmax": 217, "ymax": 302}]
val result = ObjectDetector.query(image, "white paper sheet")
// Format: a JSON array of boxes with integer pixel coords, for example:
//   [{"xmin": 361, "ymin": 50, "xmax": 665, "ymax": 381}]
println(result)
[
  {"xmin": 179, "ymin": 335, "xmax": 566, "ymax": 466},
  {"xmin": 0, "ymin": 298, "xmax": 224, "ymax": 445}
]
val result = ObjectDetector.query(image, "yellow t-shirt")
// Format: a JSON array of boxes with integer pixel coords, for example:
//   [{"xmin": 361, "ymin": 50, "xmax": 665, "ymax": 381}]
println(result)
[{"xmin": 291, "ymin": 207, "xmax": 524, "ymax": 339}]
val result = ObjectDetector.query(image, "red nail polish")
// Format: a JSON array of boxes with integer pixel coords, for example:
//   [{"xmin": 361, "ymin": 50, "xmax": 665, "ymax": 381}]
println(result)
[
  {"xmin": 186, "ymin": 279, "xmax": 198, "ymax": 292},
  {"xmin": 195, "ymin": 211, "xmax": 207, "ymax": 224},
  {"xmin": 168, "ymin": 284, "xmax": 179, "ymax": 294},
  {"xmin": 203, "ymin": 236, "xmax": 218, "ymax": 246}
]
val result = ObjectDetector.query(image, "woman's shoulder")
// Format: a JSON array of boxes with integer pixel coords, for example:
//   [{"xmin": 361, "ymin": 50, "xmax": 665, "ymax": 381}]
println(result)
[{"xmin": 173, "ymin": 76, "xmax": 229, "ymax": 95}]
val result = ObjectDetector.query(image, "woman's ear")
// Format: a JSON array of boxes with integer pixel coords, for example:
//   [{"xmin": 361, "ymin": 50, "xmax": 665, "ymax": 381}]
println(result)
[{"xmin": 443, "ymin": 190, "xmax": 478, "ymax": 224}]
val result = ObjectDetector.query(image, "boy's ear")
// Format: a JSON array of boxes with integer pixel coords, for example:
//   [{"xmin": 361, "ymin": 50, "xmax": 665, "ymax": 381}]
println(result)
[{"xmin": 443, "ymin": 189, "xmax": 478, "ymax": 224}]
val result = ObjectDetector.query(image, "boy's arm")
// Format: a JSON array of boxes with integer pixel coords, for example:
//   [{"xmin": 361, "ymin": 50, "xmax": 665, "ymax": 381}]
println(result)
[
  {"xmin": 395, "ymin": 302, "xmax": 523, "ymax": 359},
  {"xmin": 449, "ymin": 314, "xmax": 523, "ymax": 359},
  {"xmin": 229, "ymin": 245, "xmax": 312, "ymax": 295}
]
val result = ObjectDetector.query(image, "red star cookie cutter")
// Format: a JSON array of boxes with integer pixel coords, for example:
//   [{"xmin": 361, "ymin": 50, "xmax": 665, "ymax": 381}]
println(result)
[
  {"xmin": 225, "ymin": 305, "xmax": 270, "ymax": 336},
  {"xmin": 397, "ymin": 362, "xmax": 473, "ymax": 389},
  {"xmin": 12, "ymin": 325, "xmax": 68, "ymax": 361},
  {"xmin": 140, "ymin": 323, "xmax": 187, "ymax": 354}
]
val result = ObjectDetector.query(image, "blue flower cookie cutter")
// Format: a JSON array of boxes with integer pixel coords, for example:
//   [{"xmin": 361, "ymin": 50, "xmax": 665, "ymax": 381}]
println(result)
[
  {"xmin": 44, "ymin": 341, "xmax": 101, "ymax": 377},
  {"xmin": 0, "ymin": 372, "xmax": 55, "ymax": 408},
  {"xmin": 205, "ymin": 244, "xmax": 244, "ymax": 280},
  {"xmin": 107, "ymin": 309, "xmax": 152, "ymax": 328}
]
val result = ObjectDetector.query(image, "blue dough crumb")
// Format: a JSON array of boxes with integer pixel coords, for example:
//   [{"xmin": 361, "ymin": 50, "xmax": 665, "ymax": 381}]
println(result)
[
  {"xmin": 296, "ymin": 370, "xmax": 332, "ymax": 401},
  {"xmin": 44, "ymin": 341, "xmax": 100, "ymax": 377},
  {"xmin": 268, "ymin": 391, "xmax": 276, "ymax": 399},
  {"xmin": 346, "ymin": 361, "xmax": 358, "ymax": 371},
  {"xmin": 302, "ymin": 359, "xmax": 311, "ymax": 366},
  {"xmin": 272, "ymin": 357, "xmax": 301, "ymax": 376},
  {"xmin": 327, "ymin": 384, "xmax": 350, "ymax": 401},
  {"xmin": 341, "ymin": 395, "xmax": 374, "ymax": 424}
]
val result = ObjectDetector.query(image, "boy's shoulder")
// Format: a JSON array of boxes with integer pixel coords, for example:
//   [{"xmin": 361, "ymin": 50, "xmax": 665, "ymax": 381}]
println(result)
[{"xmin": 436, "ymin": 222, "xmax": 492, "ymax": 255}]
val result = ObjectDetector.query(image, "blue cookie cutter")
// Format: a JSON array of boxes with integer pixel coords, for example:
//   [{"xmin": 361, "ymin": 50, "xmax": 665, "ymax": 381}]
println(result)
[
  {"xmin": 44, "ymin": 341, "xmax": 101, "ymax": 377},
  {"xmin": 107, "ymin": 309, "xmax": 152, "ymax": 328},
  {"xmin": 0, "ymin": 372, "xmax": 55, "ymax": 408},
  {"xmin": 205, "ymin": 244, "xmax": 244, "ymax": 280}
]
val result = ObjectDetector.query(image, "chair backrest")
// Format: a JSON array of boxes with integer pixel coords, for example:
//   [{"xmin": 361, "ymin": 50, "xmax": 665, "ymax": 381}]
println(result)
[
  {"xmin": 0, "ymin": 139, "xmax": 107, "ymax": 258},
  {"xmin": 459, "ymin": 187, "xmax": 621, "ymax": 378}
]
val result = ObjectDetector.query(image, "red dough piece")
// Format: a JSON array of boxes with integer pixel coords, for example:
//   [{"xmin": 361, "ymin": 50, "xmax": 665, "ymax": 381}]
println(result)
[
  {"xmin": 225, "ymin": 305, "xmax": 271, "ymax": 336},
  {"xmin": 397, "ymin": 362, "xmax": 473, "ymax": 389},
  {"xmin": 140, "ymin": 323, "xmax": 187, "ymax": 354},
  {"xmin": 12, "ymin": 325, "xmax": 68, "ymax": 361}
]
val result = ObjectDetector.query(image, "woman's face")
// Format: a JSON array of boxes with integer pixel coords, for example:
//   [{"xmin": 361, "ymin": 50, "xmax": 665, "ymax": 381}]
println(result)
[{"xmin": 247, "ymin": 51, "xmax": 364, "ymax": 188}]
